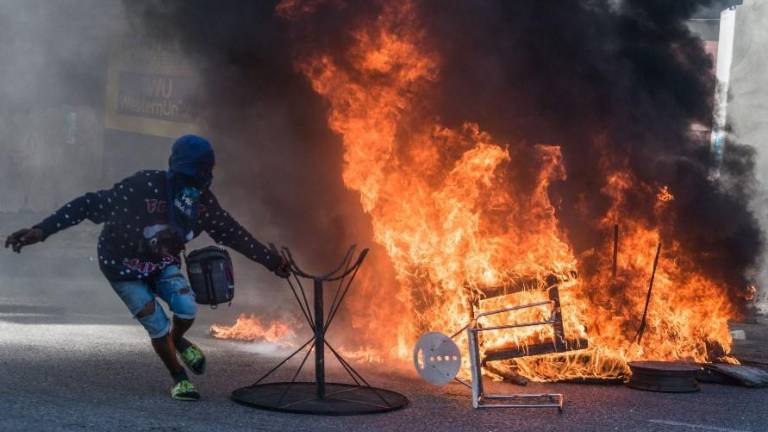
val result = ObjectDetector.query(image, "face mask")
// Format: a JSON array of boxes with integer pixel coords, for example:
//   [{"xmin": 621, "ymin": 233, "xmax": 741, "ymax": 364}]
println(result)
[{"xmin": 174, "ymin": 186, "xmax": 202, "ymax": 218}]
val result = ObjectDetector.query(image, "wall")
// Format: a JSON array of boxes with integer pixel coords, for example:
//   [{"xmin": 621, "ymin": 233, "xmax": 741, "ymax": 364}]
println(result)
[{"xmin": 729, "ymin": 0, "xmax": 768, "ymax": 311}]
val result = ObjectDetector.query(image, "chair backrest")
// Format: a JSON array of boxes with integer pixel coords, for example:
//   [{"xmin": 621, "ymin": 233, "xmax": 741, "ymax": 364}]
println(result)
[
  {"xmin": 467, "ymin": 274, "xmax": 587, "ymax": 362},
  {"xmin": 466, "ymin": 273, "xmax": 561, "ymax": 320}
]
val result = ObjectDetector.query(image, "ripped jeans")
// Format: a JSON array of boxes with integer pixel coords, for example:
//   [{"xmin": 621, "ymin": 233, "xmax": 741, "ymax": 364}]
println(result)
[{"xmin": 110, "ymin": 265, "xmax": 197, "ymax": 339}]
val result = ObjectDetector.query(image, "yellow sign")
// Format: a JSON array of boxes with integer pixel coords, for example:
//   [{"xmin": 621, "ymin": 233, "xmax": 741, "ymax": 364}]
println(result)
[{"xmin": 105, "ymin": 35, "xmax": 204, "ymax": 138}]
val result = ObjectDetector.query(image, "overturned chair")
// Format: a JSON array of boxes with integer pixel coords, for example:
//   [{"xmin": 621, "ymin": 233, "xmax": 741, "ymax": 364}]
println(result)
[{"xmin": 414, "ymin": 274, "xmax": 587, "ymax": 411}]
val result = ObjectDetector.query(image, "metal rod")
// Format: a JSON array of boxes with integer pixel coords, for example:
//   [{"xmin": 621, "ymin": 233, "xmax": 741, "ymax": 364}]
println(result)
[
  {"xmin": 324, "ymin": 249, "xmax": 369, "ymax": 282},
  {"xmin": 467, "ymin": 326, "xmax": 483, "ymax": 408},
  {"xmin": 635, "ymin": 242, "xmax": 662, "ymax": 344},
  {"xmin": 454, "ymin": 377, "xmax": 472, "ymax": 389},
  {"xmin": 320, "ymin": 245, "xmax": 357, "ymax": 279},
  {"xmin": 478, "ymin": 394, "xmax": 563, "ymax": 410},
  {"xmin": 252, "ymin": 337, "xmax": 315, "ymax": 386},
  {"xmin": 285, "ymin": 277, "xmax": 315, "ymax": 330},
  {"xmin": 325, "ymin": 251, "xmax": 355, "ymax": 328},
  {"xmin": 314, "ymin": 278, "xmax": 325, "ymax": 399},
  {"xmin": 549, "ymin": 286, "xmax": 566, "ymax": 345},
  {"xmin": 324, "ymin": 341, "xmax": 372, "ymax": 387},
  {"xmin": 471, "ymin": 320, "xmax": 556, "ymax": 333},
  {"xmin": 325, "ymin": 341, "xmax": 362, "ymax": 386},
  {"xmin": 324, "ymin": 258, "xmax": 364, "ymax": 330},
  {"xmin": 277, "ymin": 343, "xmax": 315, "ymax": 406},
  {"xmin": 450, "ymin": 324, "xmax": 470, "ymax": 340},
  {"xmin": 475, "ymin": 300, "xmax": 553, "ymax": 320},
  {"xmin": 336, "ymin": 356, "xmax": 363, "ymax": 387},
  {"xmin": 612, "ymin": 224, "xmax": 619, "ymax": 279},
  {"xmin": 280, "ymin": 249, "xmax": 314, "ymax": 325},
  {"xmin": 324, "ymin": 386, "xmax": 365, "ymax": 398},
  {"xmin": 281, "ymin": 247, "xmax": 312, "ymax": 279},
  {"xmin": 331, "ymin": 397, "xmax": 390, "ymax": 409},
  {"xmin": 484, "ymin": 393, "xmax": 562, "ymax": 399},
  {"xmin": 324, "ymin": 341, "xmax": 392, "ymax": 408},
  {"xmin": 477, "ymin": 403, "xmax": 562, "ymax": 409},
  {"xmin": 277, "ymin": 395, "xmax": 320, "ymax": 409},
  {"xmin": 292, "ymin": 272, "xmax": 314, "ymax": 325}
]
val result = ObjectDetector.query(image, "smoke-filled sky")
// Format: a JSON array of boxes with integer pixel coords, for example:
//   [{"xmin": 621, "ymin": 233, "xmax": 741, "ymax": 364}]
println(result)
[
  {"xmin": 1, "ymin": 0, "xmax": 767, "ymax": 316},
  {"xmin": 0, "ymin": 0, "xmax": 119, "ymax": 212}
]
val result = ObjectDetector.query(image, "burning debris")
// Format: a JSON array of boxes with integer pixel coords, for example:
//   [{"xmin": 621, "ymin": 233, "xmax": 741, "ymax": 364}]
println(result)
[
  {"xmin": 279, "ymin": 0, "xmax": 754, "ymax": 381},
  {"xmin": 128, "ymin": 0, "xmax": 764, "ymax": 383},
  {"xmin": 210, "ymin": 314, "xmax": 296, "ymax": 346}
]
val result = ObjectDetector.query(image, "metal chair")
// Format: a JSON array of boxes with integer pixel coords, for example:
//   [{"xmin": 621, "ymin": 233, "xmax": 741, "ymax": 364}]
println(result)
[
  {"xmin": 465, "ymin": 275, "xmax": 587, "ymax": 410},
  {"xmin": 414, "ymin": 275, "xmax": 587, "ymax": 411}
]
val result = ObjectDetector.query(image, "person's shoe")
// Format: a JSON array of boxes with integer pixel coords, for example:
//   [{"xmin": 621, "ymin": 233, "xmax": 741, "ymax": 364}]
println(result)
[
  {"xmin": 171, "ymin": 379, "xmax": 200, "ymax": 401},
  {"xmin": 179, "ymin": 343, "xmax": 207, "ymax": 375}
]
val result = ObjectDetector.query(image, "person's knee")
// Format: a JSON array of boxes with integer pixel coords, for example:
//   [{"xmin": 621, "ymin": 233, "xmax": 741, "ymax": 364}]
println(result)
[
  {"xmin": 136, "ymin": 299, "xmax": 170, "ymax": 338},
  {"xmin": 170, "ymin": 289, "xmax": 197, "ymax": 320},
  {"xmin": 136, "ymin": 300, "xmax": 156, "ymax": 318}
]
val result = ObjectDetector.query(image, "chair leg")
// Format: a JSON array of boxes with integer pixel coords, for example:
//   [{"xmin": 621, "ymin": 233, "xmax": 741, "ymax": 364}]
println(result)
[
  {"xmin": 548, "ymin": 286, "xmax": 566, "ymax": 345},
  {"xmin": 467, "ymin": 327, "xmax": 483, "ymax": 408},
  {"xmin": 467, "ymin": 326, "xmax": 564, "ymax": 411}
]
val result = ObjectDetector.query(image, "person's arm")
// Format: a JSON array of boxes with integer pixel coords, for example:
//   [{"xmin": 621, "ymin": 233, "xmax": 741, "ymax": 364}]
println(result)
[
  {"xmin": 34, "ymin": 190, "xmax": 114, "ymax": 240},
  {"xmin": 196, "ymin": 192, "xmax": 288, "ymax": 276},
  {"xmin": 5, "ymin": 177, "xmax": 128, "ymax": 253}
]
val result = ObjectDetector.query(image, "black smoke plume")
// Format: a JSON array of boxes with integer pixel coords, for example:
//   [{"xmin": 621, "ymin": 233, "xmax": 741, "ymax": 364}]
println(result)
[{"xmin": 416, "ymin": 0, "xmax": 761, "ymax": 305}]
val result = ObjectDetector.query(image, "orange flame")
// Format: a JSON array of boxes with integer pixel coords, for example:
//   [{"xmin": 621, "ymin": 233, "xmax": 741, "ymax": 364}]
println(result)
[
  {"xmin": 276, "ymin": 0, "xmax": 737, "ymax": 381},
  {"xmin": 210, "ymin": 314, "xmax": 296, "ymax": 346},
  {"xmin": 657, "ymin": 185, "xmax": 674, "ymax": 203}
]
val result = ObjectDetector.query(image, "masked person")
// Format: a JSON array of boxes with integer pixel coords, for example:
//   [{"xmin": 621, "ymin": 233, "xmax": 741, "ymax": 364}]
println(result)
[{"xmin": 4, "ymin": 135, "xmax": 290, "ymax": 401}]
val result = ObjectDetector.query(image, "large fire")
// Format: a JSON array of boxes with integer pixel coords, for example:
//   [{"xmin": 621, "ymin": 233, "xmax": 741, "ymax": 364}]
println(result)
[{"xmin": 215, "ymin": 0, "xmax": 740, "ymax": 382}]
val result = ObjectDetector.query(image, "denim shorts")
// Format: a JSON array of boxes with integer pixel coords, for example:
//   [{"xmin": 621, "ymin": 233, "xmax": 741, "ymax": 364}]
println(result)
[{"xmin": 110, "ymin": 265, "xmax": 197, "ymax": 338}]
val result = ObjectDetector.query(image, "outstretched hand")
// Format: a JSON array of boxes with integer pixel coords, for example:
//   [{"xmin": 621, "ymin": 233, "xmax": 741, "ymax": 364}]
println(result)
[
  {"xmin": 274, "ymin": 257, "xmax": 292, "ymax": 278},
  {"xmin": 268, "ymin": 243, "xmax": 291, "ymax": 278},
  {"xmin": 4, "ymin": 228, "xmax": 44, "ymax": 253}
]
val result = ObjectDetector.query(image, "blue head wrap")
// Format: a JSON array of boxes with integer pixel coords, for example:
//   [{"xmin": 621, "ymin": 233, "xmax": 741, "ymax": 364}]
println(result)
[
  {"xmin": 168, "ymin": 135, "xmax": 215, "ymax": 187},
  {"xmin": 167, "ymin": 135, "xmax": 215, "ymax": 242}
]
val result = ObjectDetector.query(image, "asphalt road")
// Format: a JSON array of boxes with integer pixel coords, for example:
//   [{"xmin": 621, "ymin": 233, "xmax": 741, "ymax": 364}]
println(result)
[{"xmin": 2, "ymin": 283, "xmax": 767, "ymax": 432}]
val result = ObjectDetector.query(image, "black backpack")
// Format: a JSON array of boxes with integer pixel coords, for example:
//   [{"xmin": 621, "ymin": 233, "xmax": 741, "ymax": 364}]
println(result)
[{"xmin": 185, "ymin": 246, "xmax": 234, "ymax": 307}]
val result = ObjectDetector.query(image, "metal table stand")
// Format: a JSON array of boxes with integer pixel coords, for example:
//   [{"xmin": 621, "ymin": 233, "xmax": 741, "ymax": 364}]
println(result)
[{"xmin": 231, "ymin": 245, "xmax": 409, "ymax": 415}]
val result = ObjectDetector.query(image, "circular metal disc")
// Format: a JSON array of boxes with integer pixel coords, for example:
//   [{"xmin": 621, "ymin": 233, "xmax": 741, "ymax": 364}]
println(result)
[{"xmin": 413, "ymin": 332, "xmax": 461, "ymax": 386}]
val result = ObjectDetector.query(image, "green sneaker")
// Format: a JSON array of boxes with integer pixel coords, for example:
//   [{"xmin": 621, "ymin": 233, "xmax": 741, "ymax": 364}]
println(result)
[
  {"xmin": 179, "ymin": 343, "xmax": 207, "ymax": 375},
  {"xmin": 171, "ymin": 379, "xmax": 200, "ymax": 401}
]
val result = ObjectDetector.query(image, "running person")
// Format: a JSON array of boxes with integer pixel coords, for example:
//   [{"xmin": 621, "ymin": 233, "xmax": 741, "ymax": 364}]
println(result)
[{"xmin": 5, "ymin": 135, "xmax": 290, "ymax": 401}]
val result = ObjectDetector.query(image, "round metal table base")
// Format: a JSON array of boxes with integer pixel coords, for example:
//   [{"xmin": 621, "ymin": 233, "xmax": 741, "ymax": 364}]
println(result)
[{"xmin": 231, "ymin": 382, "xmax": 409, "ymax": 416}]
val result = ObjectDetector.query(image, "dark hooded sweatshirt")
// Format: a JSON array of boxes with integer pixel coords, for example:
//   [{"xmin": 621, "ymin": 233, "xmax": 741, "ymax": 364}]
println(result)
[{"xmin": 33, "ymin": 137, "xmax": 282, "ymax": 282}]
